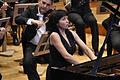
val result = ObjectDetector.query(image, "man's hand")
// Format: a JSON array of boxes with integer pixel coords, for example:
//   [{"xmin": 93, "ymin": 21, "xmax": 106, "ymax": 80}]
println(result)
[{"xmin": 31, "ymin": 19, "xmax": 44, "ymax": 29}]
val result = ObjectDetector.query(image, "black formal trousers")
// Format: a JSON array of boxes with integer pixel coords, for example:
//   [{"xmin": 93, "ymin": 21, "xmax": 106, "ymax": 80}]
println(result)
[
  {"xmin": 22, "ymin": 29, "xmax": 49, "ymax": 80},
  {"xmin": 68, "ymin": 12, "xmax": 99, "ymax": 53},
  {"xmin": 22, "ymin": 38, "xmax": 40, "ymax": 80}
]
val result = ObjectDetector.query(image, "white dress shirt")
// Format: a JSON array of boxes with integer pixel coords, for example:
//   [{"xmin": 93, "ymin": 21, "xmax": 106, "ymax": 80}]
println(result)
[{"xmin": 26, "ymin": 10, "xmax": 46, "ymax": 45}]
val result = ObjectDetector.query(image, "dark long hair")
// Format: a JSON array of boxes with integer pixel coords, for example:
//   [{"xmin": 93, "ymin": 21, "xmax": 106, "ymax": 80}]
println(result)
[{"xmin": 46, "ymin": 9, "xmax": 68, "ymax": 33}]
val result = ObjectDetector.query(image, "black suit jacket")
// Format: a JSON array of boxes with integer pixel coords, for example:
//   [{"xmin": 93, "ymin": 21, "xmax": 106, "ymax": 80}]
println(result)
[
  {"xmin": 15, "ymin": 6, "xmax": 39, "ymax": 41},
  {"xmin": 15, "ymin": 6, "xmax": 51, "ymax": 42}
]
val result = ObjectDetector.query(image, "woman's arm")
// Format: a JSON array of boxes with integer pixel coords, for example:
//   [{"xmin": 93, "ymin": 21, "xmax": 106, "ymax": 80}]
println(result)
[
  {"xmin": 71, "ymin": 30, "xmax": 96, "ymax": 60},
  {"xmin": 50, "ymin": 32, "xmax": 80, "ymax": 65}
]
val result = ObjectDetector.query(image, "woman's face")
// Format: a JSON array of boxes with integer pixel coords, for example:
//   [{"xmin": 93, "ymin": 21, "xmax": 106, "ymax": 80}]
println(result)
[{"xmin": 58, "ymin": 16, "xmax": 69, "ymax": 30}]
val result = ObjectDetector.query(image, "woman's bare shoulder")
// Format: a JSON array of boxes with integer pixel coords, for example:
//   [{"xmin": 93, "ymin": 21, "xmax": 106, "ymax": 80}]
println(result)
[
  {"xmin": 50, "ymin": 32, "xmax": 61, "ymax": 45},
  {"xmin": 50, "ymin": 32, "xmax": 60, "ymax": 40}
]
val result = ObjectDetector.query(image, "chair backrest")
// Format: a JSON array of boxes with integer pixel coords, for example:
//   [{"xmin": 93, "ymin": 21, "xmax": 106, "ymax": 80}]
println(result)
[
  {"xmin": 32, "ymin": 32, "xmax": 50, "ymax": 56},
  {"xmin": 0, "ymin": 17, "xmax": 10, "ymax": 40},
  {"xmin": 13, "ymin": 3, "xmax": 38, "ymax": 25}
]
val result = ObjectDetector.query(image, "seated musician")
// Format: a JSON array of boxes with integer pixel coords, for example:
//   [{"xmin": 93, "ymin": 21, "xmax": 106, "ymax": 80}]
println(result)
[
  {"xmin": 46, "ymin": 9, "xmax": 96, "ymax": 80},
  {"xmin": 68, "ymin": 0, "xmax": 99, "ymax": 56},
  {"xmin": 0, "ymin": 1, "xmax": 20, "ymax": 46},
  {"xmin": 15, "ymin": 0, "xmax": 53, "ymax": 80},
  {"xmin": 102, "ymin": 14, "xmax": 120, "ymax": 56}
]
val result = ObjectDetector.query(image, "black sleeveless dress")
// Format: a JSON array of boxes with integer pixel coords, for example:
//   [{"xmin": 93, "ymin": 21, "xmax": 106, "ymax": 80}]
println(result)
[
  {"xmin": 49, "ymin": 30, "xmax": 76, "ymax": 67},
  {"xmin": 46, "ymin": 30, "xmax": 77, "ymax": 80}
]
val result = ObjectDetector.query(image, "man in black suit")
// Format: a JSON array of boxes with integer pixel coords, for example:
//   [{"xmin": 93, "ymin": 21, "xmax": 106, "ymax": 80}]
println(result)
[
  {"xmin": 68, "ymin": 0, "xmax": 99, "ymax": 56},
  {"xmin": 15, "ymin": 0, "xmax": 53, "ymax": 80}
]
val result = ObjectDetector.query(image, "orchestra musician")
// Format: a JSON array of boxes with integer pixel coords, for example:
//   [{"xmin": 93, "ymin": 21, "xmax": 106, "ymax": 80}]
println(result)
[
  {"xmin": 15, "ymin": 0, "xmax": 53, "ymax": 80},
  {"xmin": 0, "ymin": 2, "xmax": 8, "ymax": 79},
  {"xmin": 68, "ymin": 0, "xmax": 99, "ymax": 56},
  {"xmin": 0, "ymin": 0, "xmax": 20, "ymax": 46}
]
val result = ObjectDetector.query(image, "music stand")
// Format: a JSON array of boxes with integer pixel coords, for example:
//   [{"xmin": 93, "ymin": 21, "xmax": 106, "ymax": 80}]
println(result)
[
  {"xmin": 0, "ymin": 17, "xmax": 15, "ymax": 57},
  {"xmin": 33, "ymin": 32, "xmax": 50, "ymax": 57}
]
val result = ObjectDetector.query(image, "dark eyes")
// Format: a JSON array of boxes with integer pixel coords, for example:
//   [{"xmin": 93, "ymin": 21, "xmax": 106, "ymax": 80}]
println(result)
[
  {"xmin": 62, "ymin": 17, "xmax": 67, "ymax": 20},
  {"xmin": 42, "ymin": 1, "xmax": 50, "ymax": 7}
]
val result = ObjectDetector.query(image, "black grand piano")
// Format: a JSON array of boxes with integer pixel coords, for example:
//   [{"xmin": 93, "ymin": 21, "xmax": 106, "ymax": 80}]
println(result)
[
  {"xmin": 50, "ymin": 1, "xmax": 120, "ymax": 80},
  {"xmin": 51, "ymin": 54, "xmax": 120, "ymax": 80}
]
